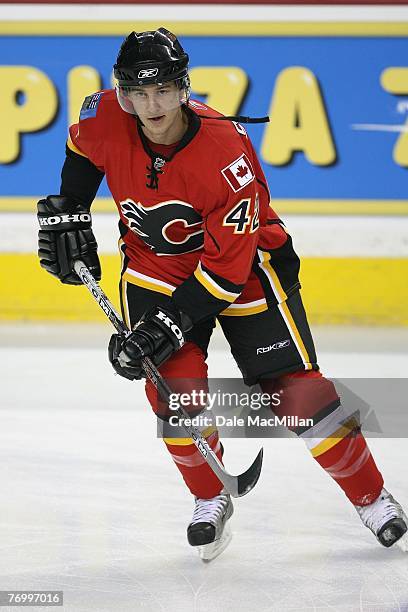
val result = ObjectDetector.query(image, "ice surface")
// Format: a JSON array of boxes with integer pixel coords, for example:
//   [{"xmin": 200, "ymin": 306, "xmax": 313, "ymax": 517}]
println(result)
[{"xmin": 0, "ymin": 326, "xmax": 408, "ymax": 612}]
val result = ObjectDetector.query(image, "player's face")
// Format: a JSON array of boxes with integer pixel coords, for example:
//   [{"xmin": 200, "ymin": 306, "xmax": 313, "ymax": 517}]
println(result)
[
  {"xmin": 127, "ymin": 82, "xmax": 183, "ymax": 113},
  {"xmin": 120, "ymin": 82, "xmax": 187, "ymax": 144}
]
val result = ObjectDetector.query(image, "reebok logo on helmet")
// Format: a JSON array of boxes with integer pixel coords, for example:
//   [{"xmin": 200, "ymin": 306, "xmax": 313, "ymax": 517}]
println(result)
[{"xmin": 138, "ymin": 68, "xmax": 159, "ymax": 79}]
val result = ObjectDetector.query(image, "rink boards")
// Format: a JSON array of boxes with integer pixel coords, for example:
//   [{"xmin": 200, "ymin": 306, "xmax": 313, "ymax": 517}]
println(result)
[
  {"xmin": 1, "ymin": 23, "xmax": 408, "ymax": 201},
  {"xmin": 0, "ymin": 6, "xmax": 407, "ymax": 324},
  {"xmin": 2, "ymin": 216, "xmax": 408, "ymax": 325}
]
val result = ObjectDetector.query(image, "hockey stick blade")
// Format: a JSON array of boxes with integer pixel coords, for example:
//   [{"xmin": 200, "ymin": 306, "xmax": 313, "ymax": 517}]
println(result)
[
  {"xmin": 198, "ymin": 446, "xmax": 263, "ymax": 498},
  {"xmin": 237, "ymin": 448, "xmax": 263, "ymax": 496},
  {"xmin": 176, "ymin": 413, "xmax": 263, "ymax": 498},
  {"xmin": 74, "ymin": 260, "xmax": 264, "ymax": 498}
]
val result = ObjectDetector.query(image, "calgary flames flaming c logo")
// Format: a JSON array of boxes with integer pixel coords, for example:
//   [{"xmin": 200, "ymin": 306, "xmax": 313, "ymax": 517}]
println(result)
[{"xmin": 120, "ymin": 198, "xmax": 204, "ymax": 256}]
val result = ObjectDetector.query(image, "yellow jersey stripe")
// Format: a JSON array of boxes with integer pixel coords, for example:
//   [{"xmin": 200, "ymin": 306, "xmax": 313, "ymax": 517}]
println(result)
[
  {"xmin": 123, "ymin": 271, "xmax": 173, "ymax": 296},
  {"xmin": 258, "ymin": 250, "xmax": 287, "ymax": 303},
  {"xmin": 280, "ymin": 300, "xmax": 312, "ymax": 369},
  {"xmin": 119, "ymin": 241, "xmax": 131, "ymax": 328},
  {"xmin": 220, "ymin": 303, "xmax": 268, "ymax": 316},
  {"xmin": 194, "ymin": 265, "xmax": 238, "ymax": 303},
  {"xmin": 310, "ymin": 419, "xmax": 358, "ymax": 458},
  {"xmin": 257, "ymin": 249, "xmax": 312, "ymax": 368},
  {"xmin": 120, "ymin": 278, "xmax": 131, "ymax": 329},
  {"xmin": 67, "ymin": 136, "xmax": 87, "ymax": 158},
  {"xmin": 164, "ymin": 426, "xmax": 217, "ymax": 446}
]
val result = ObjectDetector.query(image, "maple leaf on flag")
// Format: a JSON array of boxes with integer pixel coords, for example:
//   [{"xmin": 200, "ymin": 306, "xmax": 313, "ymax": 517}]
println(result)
[{"xmin": 235, "ymin": 164, "xmax": 249, "ymax": 178}]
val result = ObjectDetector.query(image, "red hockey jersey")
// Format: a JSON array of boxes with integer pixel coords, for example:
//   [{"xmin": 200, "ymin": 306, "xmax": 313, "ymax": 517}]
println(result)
[{"xmin": 68, "ymin": 90, "xmax": 287, "ymax": 323}]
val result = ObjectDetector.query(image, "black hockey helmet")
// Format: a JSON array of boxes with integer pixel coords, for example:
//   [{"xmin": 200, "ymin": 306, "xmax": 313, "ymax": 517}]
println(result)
[{"xmin": 114, "ymin": 27, "xmax": 189, "ymax": 87}]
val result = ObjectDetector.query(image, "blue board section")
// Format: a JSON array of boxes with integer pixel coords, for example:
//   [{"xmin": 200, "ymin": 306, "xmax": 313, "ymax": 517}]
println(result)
[{"xmin": 0, "ymin": 34, "xmax": 407, "ymax": 200}]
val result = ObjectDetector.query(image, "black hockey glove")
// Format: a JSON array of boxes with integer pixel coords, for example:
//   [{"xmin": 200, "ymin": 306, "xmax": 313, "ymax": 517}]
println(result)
[
  {"xmin": 37, "ymin": 195, "xmax": 101, "ymax": 285},
  {"xmin": 108, "ymin": 334, "xmax": 144, "ymax": 380},
  {"xmin": 108, "ymin": 305, "xmax": 192, "ymax": 381}
]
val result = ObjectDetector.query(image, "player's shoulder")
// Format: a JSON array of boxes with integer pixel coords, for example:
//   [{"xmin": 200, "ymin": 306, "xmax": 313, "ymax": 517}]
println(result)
[
  {"xmin": 188, "ymin": 101, "xmax": 258, "ymax": 198},
  {"xmin": 78, "ymin": 89, "xmax": 118, "ymax": 123},
  {"xmin": 191, "ymin": 99, "xmax": 251, "ymax": 159}
]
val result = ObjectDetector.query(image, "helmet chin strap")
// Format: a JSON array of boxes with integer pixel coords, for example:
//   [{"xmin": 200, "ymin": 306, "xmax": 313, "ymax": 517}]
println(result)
[{"xmin": 200, "ymin": 114, "xmax": 270, "ymax": 124}]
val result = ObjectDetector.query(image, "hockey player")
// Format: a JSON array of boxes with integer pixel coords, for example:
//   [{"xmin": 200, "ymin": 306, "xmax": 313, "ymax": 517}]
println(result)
[{"xmin": 37, "ymin": 28, "xmax": 407, "ymax": 560}]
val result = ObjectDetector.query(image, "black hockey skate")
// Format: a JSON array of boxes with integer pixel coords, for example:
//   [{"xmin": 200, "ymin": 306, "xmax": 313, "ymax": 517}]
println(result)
[
  {"xmin": 355, "ymin": 488, "xmax": 408, "ymax": 550},
  {"xmin": 187, "ymin": 492, "xmax": 233, "ymax": 561}
]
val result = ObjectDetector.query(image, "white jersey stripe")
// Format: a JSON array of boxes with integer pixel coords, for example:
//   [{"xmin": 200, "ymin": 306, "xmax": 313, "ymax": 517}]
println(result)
[
  {"xmin": 125, "ymin": 268, "xmax": 176, "ymax": 292},
  {"xmin": 277, "ymin": 302, "xmax": 309, "ymax": 371},
  {"xmin": 197, "ymin": 261, "xmax": 240, "ymax": 300},
  {"xmin": 223, "ymin": 298, "xmax": 266, "ymax": 310},
  {"xmin": 257, "ymin": 249, "xmax": 310, "ymax": 370}
]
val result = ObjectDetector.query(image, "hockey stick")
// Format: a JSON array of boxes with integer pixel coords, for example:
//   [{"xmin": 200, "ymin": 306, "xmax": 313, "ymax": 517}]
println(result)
[{"xmin": 73, "ymin": 260, "xmax": 263, "ymax": 497}]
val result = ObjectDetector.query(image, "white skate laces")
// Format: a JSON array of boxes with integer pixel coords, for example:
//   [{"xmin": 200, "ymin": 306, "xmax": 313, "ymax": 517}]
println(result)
[
  {"xmin": 190, "ymin": 493, "xmax": 231, "ymax": 526},
  {"xmin": 187, "ymin": 493, "xmax": 234, "ymax": 561},
  {"xmin": 355, "ymin": 488, "xmax": 408, "ymax": 549}
]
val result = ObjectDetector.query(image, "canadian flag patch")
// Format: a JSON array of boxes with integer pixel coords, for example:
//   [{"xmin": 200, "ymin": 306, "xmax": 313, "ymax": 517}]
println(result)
[{"xmin": 221, "ymin": 154, "xmax": 255, "ymax": 193}]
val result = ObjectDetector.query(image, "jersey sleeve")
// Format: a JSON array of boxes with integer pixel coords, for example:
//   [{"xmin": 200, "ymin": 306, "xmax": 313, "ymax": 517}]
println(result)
[
  {"xmin": 60, "ymin": 146, "xmax": 105, "ymax": 210},
  {"xmin": 67, "ymin": 92, "xmax": 106, "ymax": 172},
  {"xmin": 172, "ymin": 153, "xmax": 260, "ymax": 323}
]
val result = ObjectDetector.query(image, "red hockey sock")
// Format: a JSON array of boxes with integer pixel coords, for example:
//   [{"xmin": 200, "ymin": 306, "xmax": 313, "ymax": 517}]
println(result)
[
  {"xmin": 145, "ymin": 342, "xmax": 224, "ymax": 499},
  {"xmin": 314, "ymin": 430, "xmax": 383, "ymax": 506},
  {"xmin": 165, "ymin": 430, "xmax": 224, "ymax": 498},
  {"xmin": 264, "ymin": 371, "xmax": 384, "ymax": 506}
]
